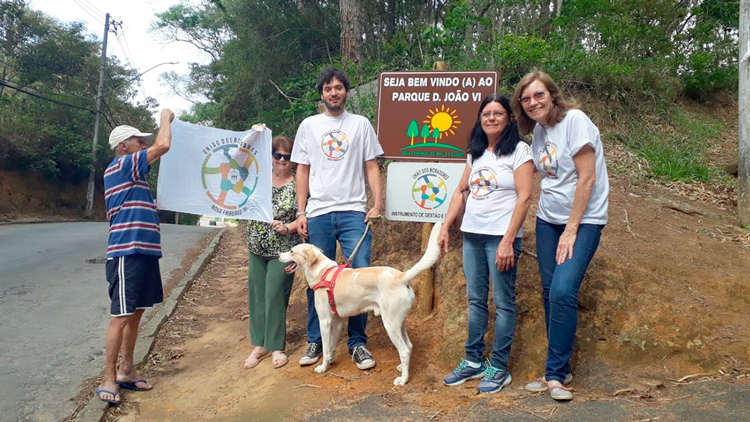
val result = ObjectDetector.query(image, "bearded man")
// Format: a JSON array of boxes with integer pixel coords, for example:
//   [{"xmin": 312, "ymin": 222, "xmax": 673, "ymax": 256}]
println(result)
[{"xmin": 291, "ymin": 67, "xmax": 384, "ymax": 370}]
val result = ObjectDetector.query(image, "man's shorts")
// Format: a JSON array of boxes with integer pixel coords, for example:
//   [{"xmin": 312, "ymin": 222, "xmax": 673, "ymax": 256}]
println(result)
[{"xmin": 106, "ymin": 254, "xmax": 163, "ymax": 317}]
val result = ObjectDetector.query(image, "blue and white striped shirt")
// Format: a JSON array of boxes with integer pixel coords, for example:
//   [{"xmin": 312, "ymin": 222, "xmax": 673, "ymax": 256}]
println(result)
[{"xmin": 104, "ymin": 149, "xmax": 161, "ymax": 258}]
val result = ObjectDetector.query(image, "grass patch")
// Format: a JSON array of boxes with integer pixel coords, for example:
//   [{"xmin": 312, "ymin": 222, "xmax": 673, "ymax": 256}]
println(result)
[
  {"xmin": 665, "ymin": 108, "xmax": 724, "ymax": 141},
  {"xmin": 638, "ymin": 135, "xmax": 714, "ymax": 181},
  {"xmin": 615, "ymin": 105, "xmax": 724, "ymax": 182}
]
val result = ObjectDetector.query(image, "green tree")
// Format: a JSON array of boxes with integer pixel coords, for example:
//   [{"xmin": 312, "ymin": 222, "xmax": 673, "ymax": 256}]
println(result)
[
  {"xmin": 406, "ymin": 120, "xmax": 419, "ymax": 145},
  {"xmin": 420, "ymin": 124, "xmax": 431, "ymax": 143},
  {"xmin": 151, "ymin": 0, "xmax": 739, "ymax": 140},
  {"xmin": 0, "ymin": 1, "xmax": 153, "ymax": 185}
]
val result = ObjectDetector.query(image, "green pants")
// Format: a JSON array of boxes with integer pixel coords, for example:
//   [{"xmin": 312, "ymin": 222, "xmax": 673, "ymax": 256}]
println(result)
[{"xmin": 248, "ymin": 253, "xmax": 295, "ymax": 351}]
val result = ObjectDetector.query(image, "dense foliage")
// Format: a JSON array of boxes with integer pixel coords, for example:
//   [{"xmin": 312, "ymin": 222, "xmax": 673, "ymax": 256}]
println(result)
[
  {"xmin": 0, "ymin": 0, "xmax": 155, "ymax": 183},
  {"xmin": 154, "ymin": 0, "xmax": 739, "ymax": 138},
  {"xmin": 1, "ymin": 0, "xmax": 740, "ymax": 188}
]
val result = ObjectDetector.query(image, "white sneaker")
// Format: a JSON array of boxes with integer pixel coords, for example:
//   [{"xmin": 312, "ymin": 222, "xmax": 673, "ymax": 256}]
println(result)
[
  {"xmin": 350, "ymin": 345, "xmax": 375, "ymax": 370},
  {"xmin": 549, "ymin": 384, "xmax": 574, "ymax": 401},
  {"xmin": 298, "ymin": 343, "xmax": 322, "ymax": 366}
]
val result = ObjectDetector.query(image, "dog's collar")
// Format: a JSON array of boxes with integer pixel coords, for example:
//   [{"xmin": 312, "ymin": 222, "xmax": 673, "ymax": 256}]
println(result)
[{"xmin": 312, "ymin": 263, "xmax": 350, "ymax": 316}]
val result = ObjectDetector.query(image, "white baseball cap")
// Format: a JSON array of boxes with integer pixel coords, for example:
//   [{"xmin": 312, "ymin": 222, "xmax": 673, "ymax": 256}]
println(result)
[{"xmin": 108, "ymin": 125, "xmax": 153, "ymax": 150}]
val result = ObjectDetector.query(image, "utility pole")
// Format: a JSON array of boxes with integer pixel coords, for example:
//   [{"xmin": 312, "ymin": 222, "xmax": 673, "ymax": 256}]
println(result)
[
  {"xmin": 740, "ymin": 0, "xmax": 749, "ymax": 225},
  {"xmin": 84, "ymin": 13, "xmax": 110, "ymax": 218}
]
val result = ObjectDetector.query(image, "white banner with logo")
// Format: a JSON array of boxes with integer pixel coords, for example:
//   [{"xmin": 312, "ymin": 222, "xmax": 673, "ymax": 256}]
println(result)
[
  {"xmin": 156, "ymin": 119, "xmax": 273, "ymax": 222},
  {"xmin": 385, "ymin": 162, "xmax": 466, "ymax": 223}
]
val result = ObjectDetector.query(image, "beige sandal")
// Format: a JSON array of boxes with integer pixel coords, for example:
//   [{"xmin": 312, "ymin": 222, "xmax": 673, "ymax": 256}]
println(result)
[
  {"xmin": 244, "ymin": 347, "xmax": 271, "ymax": 369},
  {"xmin": 272, "ymin": 351, "xmax": 288, "ymax": 369}
]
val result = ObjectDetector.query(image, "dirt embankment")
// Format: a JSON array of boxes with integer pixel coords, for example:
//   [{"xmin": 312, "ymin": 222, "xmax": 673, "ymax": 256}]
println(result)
[
  {"xmin": 0, "ymin": 170, "xmax": 107, "ymax": 221},
  {"xmin": 89, "ymin": 165, "xmax": 750, "ymax": 422},
  {"xmin": 53, "ymin": 95, "xmax": 749, "ymax": 421}
]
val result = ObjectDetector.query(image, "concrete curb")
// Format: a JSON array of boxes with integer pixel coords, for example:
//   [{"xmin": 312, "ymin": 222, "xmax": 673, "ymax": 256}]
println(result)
[{"xmin": 73, "ymin": 228, "xmax": 225, "ymax": 422}]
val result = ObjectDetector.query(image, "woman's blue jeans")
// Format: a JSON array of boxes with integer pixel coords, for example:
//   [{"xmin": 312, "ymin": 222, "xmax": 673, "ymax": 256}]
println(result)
[
  {"xmin": 463, "ymin": 232, "xmax": 522, "ymax": 370},
  {"xmin": 536, "ymin": 218, "xmax": 603, "ymax": 383},
  {"xmin": 306, "ymin": 211, "xmax": 371, "ymax": 349}
]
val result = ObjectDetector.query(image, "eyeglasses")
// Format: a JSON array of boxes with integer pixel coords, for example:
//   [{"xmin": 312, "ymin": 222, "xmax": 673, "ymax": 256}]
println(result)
[
  {"xmin": 272, "ymin": 152, "xmax": 291, "ymax": 161},
  {"xmin": 480, "ymin": 111, "xmax": 507, "ymax": 119},
  {"xmin": 519, "ymin": 90, "xmax": 547, "ymax": 106}
]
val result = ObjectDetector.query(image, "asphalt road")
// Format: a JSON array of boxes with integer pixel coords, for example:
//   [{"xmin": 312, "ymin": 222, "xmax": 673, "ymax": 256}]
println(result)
[{"xmin": 0, "ymin": 222, "xmax": 218, "ymax": 422}]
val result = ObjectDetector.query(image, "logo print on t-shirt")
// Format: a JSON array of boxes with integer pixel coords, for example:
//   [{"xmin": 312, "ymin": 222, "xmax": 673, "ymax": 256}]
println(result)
[
  {"xmin": 320, "ymin": 129, "xmax": 349, "ymax": 161},
  {"xmin": 470, "ymin": 167, "xmax": 498, "ymax": 199},
  {"xmin": 411, "ymin": 173, "xmax": 448, "ymax": 210},
  {"xmin": 538, "ymin": 143, "xmax": 558, "ymax": 178}
]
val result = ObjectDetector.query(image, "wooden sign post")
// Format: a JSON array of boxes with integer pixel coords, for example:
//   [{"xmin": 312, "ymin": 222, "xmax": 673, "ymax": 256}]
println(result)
[{"xmin": 376, "ymin": 65, "xmax": 498, "ymax": 315}]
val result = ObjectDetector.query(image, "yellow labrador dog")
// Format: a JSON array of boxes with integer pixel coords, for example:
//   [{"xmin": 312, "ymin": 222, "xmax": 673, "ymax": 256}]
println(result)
[{"xmin": 279, "ymin": 222, "xmax": 442, "ymax": 386}]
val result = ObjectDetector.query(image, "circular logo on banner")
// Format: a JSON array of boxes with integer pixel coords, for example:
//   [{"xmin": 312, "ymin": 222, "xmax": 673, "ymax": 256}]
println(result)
[
  {"xmin": 470, "ymin": 167, "xmax": 498, "ymax": 199},
  {"xmin": 201, "ymin": 144, "xmax": 259, "ymax": 209},
  {"xmin": 320, "ymin": 130, "xmax": 349, "ymax": 160},
  {"xmin": 412, "ymin": 173, "xmax": 448, "ymax": 210}
]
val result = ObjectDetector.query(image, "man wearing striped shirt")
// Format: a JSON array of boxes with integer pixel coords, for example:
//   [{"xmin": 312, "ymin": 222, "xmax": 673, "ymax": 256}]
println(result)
[{"xmin": 96, "ymin": 109, "xmax": 174, "ymax": 405}]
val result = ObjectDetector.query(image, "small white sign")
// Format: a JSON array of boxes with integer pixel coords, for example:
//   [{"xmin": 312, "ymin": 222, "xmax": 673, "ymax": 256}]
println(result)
[{"xmin": 386, "ymin": 162, "xmax": 467, "ymax": 223}]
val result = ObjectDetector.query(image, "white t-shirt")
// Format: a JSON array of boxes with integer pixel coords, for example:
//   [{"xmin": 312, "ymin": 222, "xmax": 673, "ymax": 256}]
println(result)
[
  {"xmin": 531, "ymin": 109, "xmax": 609, "ymax": 225},
  {"xmin": 461, "ymin": 142, "xmax": 533, "ymax": 237},
  {"xmin": 291, "ymin": 111, "xmax": 384, "ymax": 218}
]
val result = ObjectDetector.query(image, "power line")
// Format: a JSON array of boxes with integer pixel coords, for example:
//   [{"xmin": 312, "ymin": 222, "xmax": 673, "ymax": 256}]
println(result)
[
  {"xmin": 0, "ymin": 79, "xmax": 97, "ymax": 113},
  {"xmin": 109, "ymin": 20, "xmax": 148, "ymax": 100},
  {"xmin": 103, "ymin": 61, "xmax": 178, "ymax": 95},
  {"xmin": 100, "ymin": 98, "xmax": 118, "ymax": 128},
  {"xmin": 72, "ymin": 0, "xmax": 105, "ymax": 25},
  {"xmin": 0, "ymin": 79, "xmax": 116, "ymax": 129},
  {"xmin": 78, "ymin": 0, "xmax": 106, "ymax": 17},
  {"xmin": 121, "ymin": 34, "xmax": 150, "ymax": 99},
  {"xmin": 0, "ymin": 76, "xmax": 95, "ymax": 105}
]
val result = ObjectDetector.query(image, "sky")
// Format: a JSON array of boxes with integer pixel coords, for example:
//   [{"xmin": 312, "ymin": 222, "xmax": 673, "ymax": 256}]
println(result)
[{"xmin": 28, "ymin": 0, "xmax": 209, "ymax": 118}]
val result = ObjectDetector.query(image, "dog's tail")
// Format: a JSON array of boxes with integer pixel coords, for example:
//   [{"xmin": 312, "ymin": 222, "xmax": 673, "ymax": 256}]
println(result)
[{"xmin": 403, "ymin": 222, "xmax": 442, "ymax": 282}]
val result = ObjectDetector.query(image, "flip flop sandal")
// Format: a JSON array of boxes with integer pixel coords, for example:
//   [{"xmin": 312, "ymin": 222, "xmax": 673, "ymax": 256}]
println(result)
[
  {"xmin": 95, "ymin": 388, "xmax": 121, "ymax": 405},
  {"xmin": 244, "ymin": 349, "xmax": 271, "ymax": 368},
  {"xmin": 272, "ymin": 352, "xmax": 288, "ymax": 369},
  {"xmin": 116, "ymin": 379, "xmax": 153, "ymax": 391}
]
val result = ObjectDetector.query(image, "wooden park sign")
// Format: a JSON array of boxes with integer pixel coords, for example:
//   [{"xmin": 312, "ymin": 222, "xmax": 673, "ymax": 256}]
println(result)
[{"xmin": 376, "ymin": 70, "xmax": 499, "ymax": 162}]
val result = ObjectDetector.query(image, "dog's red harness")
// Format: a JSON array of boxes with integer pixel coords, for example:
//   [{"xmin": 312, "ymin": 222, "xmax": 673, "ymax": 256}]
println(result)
[{"xmin": 312, "ymin": 263, "xmax": 350, "ymax": 316}]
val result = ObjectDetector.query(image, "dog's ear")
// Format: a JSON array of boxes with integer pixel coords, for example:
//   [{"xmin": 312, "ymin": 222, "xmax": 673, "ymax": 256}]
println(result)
[{"xmin": 303, "ymin": 248, "xmax": 319, "ymax": 267}]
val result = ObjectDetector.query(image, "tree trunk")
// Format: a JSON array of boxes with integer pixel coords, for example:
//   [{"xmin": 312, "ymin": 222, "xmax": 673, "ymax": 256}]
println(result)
[
  {"xmin": 340, "ymin": 0, "xmax": 364, "ymax": 66},
  {"xmin": 498, "ymin": 2, "xmax": 506, "ymax": 37},
  {"xmin": 540, "ymin": 0, "xmax": 551, "ymax": 39},
  {"xmin": 554, "ymin": 0, "xmax": 564, "ymax": 18},
  {"xmin": 385, "ymin": 0, "xmax": 396, "ymax": 43},
  {"xmin": 739, "ymin": 0, "xmax": 750, "ymax": 225}
]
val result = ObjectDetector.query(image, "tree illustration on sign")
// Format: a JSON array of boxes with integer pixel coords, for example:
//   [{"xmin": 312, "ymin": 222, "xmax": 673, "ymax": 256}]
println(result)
[
  {"xmin": 406, "ymin": 120, "xmax": 419, "ymax": 145},
  {"xmin": 432, "ymin": 127, "xmax": 441, "ymax": 143},
  {"xmin": 420, "ymin": 124, "xmax": 431, "ymax": 143}
]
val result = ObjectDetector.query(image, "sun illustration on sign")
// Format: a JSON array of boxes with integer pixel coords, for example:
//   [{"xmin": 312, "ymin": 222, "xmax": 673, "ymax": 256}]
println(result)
[{"xmin": 423, "ymin": 104, "xmax": 461, "ymax": 140}]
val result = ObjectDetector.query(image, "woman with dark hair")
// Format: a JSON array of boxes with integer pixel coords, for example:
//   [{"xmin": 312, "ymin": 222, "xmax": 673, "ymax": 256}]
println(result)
[
  {"xmin": 511, "ymin": 70, "xmax": 609, "ymax": 401},
  {"xmin": 438, "ymin": 94, "xmax": 534, "ymax": 393},
  {"xmin": 244, "ymin": 126, "xmax": 303, "ymax": 370}
]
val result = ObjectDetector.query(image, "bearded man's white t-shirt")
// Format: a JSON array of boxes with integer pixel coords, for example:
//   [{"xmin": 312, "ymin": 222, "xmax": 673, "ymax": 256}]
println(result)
[
  {"xmin": 460, "ymin": 142, "xmax": 533, "ymax": 237},
  {"xmin": 291, "ymin": 111, "xmax": 383, "ymax": 218},
  {"xmin": 531, "ymin": 109, "xmax": 609, "ymax": 225}
]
